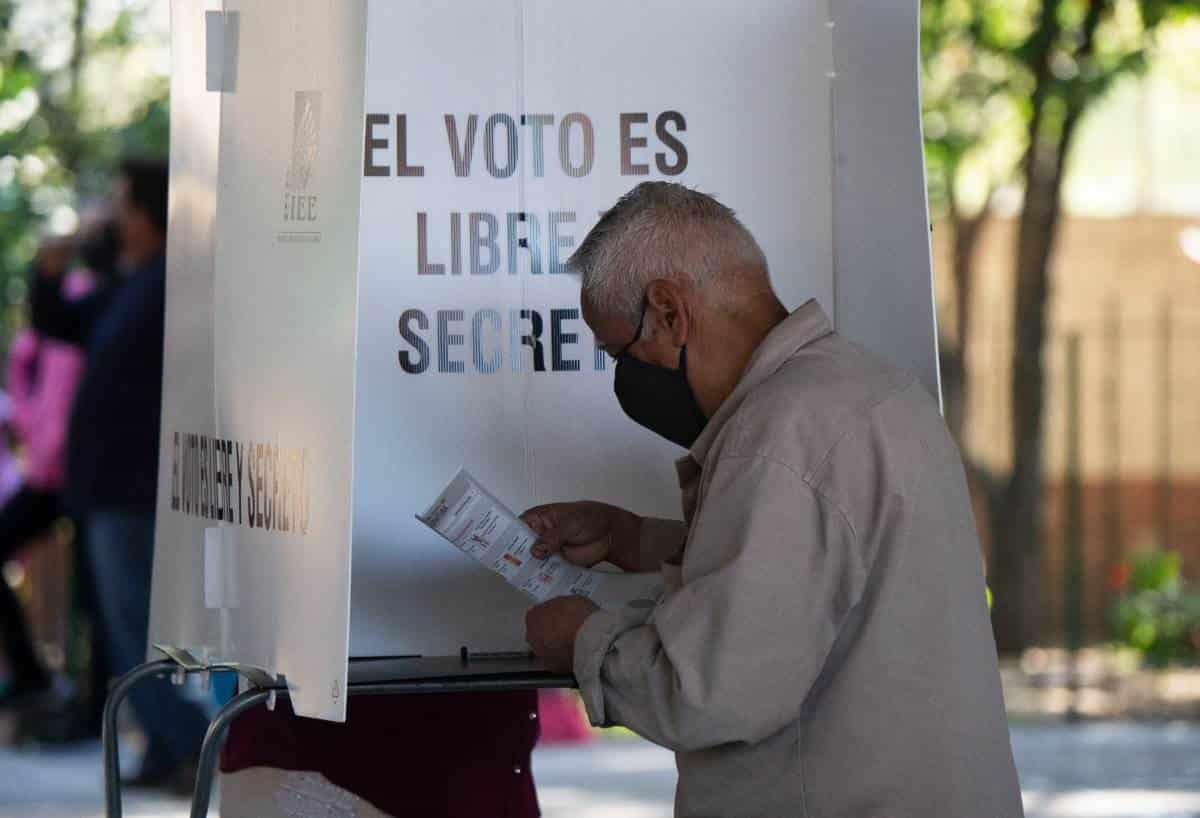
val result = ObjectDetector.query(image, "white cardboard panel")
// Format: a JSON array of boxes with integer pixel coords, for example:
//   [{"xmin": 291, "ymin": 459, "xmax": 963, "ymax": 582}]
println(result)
[
  {"xmin": 832, "ymin": 0, "xmax": 941, "ymax": 401},
  {"xmin": 152, "ymin": 0, "xmax": 367, "ymax": 720},
  {"xmin": 150, "ymin": 0, "xmax": 222, "ymax": 671},
  {"xmin": 348, "ymin": 0, "xmax": 836, "ymax": 658},
  {"xmin": 349, "ymin": 0, "xmax": 532, "ymax": 660}
]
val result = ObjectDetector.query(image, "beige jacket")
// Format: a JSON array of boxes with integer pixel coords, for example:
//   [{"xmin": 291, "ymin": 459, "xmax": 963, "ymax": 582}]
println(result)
[{"xmin": 574, "ymin": 301, "xmax": 1023, "ymax": 818}]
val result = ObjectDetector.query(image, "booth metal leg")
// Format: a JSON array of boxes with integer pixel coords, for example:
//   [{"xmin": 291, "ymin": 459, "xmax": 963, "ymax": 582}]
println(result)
[
  {"xmin": 189, "ymin": 687, "xmax": 275, "ymax": 818},
  {"xmin": 102, "ymin": 659, "xmax": 177, "ymax": 818}
]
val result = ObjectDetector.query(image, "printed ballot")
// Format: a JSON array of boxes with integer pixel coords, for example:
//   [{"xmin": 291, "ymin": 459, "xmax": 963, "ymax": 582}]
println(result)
[{"xmin": 419, "ymin": 469, "xmax": 662, "ymax": 610}]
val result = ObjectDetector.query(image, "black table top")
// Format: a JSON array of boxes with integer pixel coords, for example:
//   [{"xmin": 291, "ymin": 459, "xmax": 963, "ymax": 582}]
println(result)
[{"xmin": 346, "ymin": 654, "xmax": 575, "ymax": 693}]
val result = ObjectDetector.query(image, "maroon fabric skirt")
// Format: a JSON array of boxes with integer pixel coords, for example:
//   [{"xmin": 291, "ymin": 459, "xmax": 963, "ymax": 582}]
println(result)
[{"xmin": 221, "ymin": 691, "xmax": 541, "ymax": 817}]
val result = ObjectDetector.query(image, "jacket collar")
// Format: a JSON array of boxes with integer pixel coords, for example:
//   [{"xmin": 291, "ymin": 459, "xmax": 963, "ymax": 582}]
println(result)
[{"xmin": 684, "ymin": 298, "xmax": 833, "ymax": 468}]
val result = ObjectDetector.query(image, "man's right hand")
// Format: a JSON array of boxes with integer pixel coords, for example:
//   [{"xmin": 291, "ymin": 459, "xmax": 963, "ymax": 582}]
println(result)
[{"xmin": 520, "ymin": 501, "xmax": 642, "ymax": 571}]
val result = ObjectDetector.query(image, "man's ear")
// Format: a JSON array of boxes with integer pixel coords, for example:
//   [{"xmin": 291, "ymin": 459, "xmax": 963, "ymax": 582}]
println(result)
[{"xmin": 645, "ymin": 279, "xmax": 690, "ymax": 348}]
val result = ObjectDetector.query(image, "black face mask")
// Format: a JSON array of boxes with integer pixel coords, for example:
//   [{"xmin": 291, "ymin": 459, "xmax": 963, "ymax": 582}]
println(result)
[{"xmin": 613, "ymin": 302, "xmax": 708, "ymax": 449}]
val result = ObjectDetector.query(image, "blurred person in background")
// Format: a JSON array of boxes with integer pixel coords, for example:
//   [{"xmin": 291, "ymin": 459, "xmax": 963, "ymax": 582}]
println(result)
[
  {"xmin": 31, "ymin": 158, "xmax": 208, "ymax": 792},
  {"xmin": 0, "ymin": 216, "xmax": 117, "ymax": 711}
]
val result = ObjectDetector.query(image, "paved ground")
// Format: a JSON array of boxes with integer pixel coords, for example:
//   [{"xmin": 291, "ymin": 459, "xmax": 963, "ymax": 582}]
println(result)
[{"xmin": 0, "ymin": 722, "xmax": 1198, "ymax": 817}]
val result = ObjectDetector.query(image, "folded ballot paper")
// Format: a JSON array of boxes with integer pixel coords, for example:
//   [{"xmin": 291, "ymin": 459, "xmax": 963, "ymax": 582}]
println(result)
[{"xmin": 418, "ymin": 468, "xmax": 662, "ymax": 611}]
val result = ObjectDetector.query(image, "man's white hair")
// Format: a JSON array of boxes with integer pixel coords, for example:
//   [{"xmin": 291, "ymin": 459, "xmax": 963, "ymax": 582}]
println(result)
[{"xmin": 569, "ymin": 182, "xmax": 768, "ymax": 324}]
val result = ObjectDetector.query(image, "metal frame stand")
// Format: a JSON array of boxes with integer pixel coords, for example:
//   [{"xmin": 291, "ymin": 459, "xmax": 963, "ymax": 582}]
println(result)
[
  {"xmin": 101, "ymin": 659, "xmax": 179, "ymax": 818},
  {"xmin": 102, "ymin": 655, "xmax": 573, "ymax": 818},
  {"xmin": 101, "ymin": 658, "xmax": 281, "ymax": 818}
]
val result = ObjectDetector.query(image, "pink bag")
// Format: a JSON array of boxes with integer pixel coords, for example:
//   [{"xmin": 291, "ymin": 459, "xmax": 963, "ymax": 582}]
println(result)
[{"xmin": 5, "ymin": 270, "xmax": 95, "ymax": 491}]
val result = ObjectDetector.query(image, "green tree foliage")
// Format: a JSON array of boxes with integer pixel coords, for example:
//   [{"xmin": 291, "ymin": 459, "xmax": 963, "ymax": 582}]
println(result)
[
  {"xmin": 1111, "ymin": 550, "xmax": 1200, "ymax": 665},
  {"xmin": 0, "ymin": 0, "xmax": 168, "ymax": 349},
  {"xmin": 922, "ymin": 0, "xmax": 1200, "ymax": 651}
]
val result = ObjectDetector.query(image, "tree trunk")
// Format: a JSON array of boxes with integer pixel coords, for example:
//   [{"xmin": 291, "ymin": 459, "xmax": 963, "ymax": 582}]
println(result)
[
  {"xmin": 36, "ymin": 0, "xmax": 89, "ymax": 174},
  {"xmin": 942, "ymin": 205, "xmax": 987, "ymax": 446},
  {"xmin": 63, "ymin": 0, "xmax": 88, "ymax": 172},
  {"xmin": 987, "ymin": 0, "xmax": 1105, "ymax": 654},
  {"xmin": 988, "ymin": 106, "xmax": 1085, "ymax": 653}
]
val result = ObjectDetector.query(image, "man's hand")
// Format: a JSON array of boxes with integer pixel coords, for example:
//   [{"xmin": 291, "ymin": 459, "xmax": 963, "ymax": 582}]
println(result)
[
  {"xmin": 525, "ymin": 595, "xmax": 599, "ymax": 674},
  {"xmin": 521, "ymin": 501, "xmax": 642, "ymax": 570}
]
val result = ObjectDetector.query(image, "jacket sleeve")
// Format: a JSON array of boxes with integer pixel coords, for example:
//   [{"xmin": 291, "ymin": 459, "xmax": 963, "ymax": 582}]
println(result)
[
  {"xmin": 23, "ymin": 342, "xmax": 86, "ymax": 489},
  {"xmin": 637, "ymin": 517, "xmax": 688, "ymax": 569},
  {"xmin": 573, "ymin": 453, "xmax": 864, "ymax": 752},
  {"xmin": 6, "ymin": 331, "xmax": 38, "ymax": 445}
]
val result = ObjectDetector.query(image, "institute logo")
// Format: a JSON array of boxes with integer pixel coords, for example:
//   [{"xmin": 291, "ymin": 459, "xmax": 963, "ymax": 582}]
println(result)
[
  {"xmin": 279, "ymin": 89, "xmax": 322, "ymax": 241},
  {"xmin": 286, "ymin": 90, "xmax": 321, "ymax": 192}
]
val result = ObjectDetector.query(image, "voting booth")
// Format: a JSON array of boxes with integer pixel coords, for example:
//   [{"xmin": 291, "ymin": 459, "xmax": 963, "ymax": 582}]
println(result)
[{"xmin": 146, "ymin": 0, "xmax": 939, "ymax": 725}]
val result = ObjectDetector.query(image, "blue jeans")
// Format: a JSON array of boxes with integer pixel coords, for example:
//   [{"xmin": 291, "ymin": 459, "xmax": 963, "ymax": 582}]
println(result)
[{"xmin": 87, "ymin": 509, "xmax": 209, "ymax": 774}]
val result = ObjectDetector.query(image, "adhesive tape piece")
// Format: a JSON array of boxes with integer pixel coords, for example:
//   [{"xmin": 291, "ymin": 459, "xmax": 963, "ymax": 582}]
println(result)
[
  {"xmin": 204, "ymin": 11, "xmax": 225, "ymax": 92},
  {"xmin": 204, "ymin": 526, "xmax": 240, "ymax": 609}
]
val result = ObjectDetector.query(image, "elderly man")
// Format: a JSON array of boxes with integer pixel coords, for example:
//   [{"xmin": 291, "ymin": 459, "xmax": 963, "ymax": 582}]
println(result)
[{"xmin": 522, "ymin": 182, "xmax": 1023, "ymax": 817}]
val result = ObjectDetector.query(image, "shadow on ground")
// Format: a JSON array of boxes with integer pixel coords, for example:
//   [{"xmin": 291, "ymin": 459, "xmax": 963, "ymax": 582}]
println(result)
[{"xmin": 0, "ymin": 722, "xmax": 1198, "ymax": 817}]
